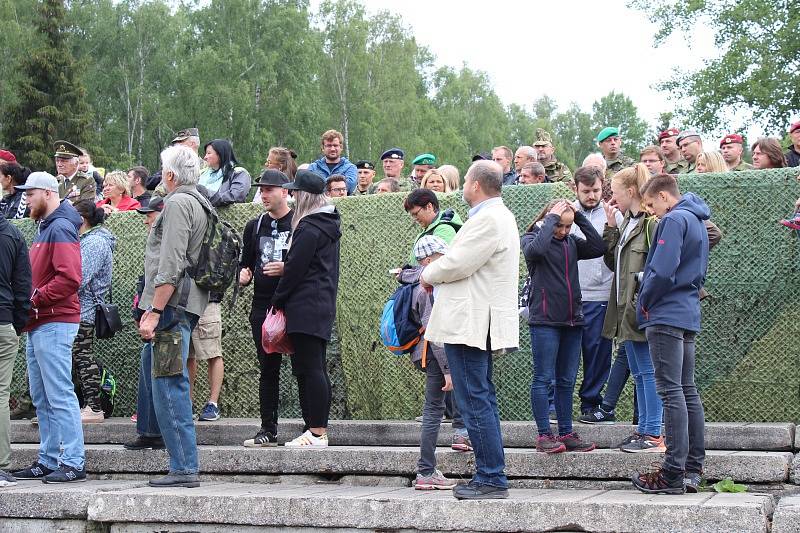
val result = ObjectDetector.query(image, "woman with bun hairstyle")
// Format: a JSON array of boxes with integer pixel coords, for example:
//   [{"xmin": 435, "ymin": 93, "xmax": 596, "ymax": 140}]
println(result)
[{"xmin": 72, "ymin": 200, "xmax": 117, "ymax": 424}]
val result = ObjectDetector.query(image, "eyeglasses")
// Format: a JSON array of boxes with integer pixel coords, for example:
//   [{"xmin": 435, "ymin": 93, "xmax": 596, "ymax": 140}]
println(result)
[
  {"xmin": 330, "ymin": 187, "xmax": 347, "ymax": 194},
  {"xmin": 408, "ymin": 207, "xmax": 423, "ymax": 218}
]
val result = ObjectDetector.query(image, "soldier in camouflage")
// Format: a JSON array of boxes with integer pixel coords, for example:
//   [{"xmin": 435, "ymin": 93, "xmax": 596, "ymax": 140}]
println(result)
[
  {"xmin": 659, "ymin": 128, "xmax": 689, "ymax": 175},
  {"xmin": 533, "ymin": 128, "xmax": 572, "ymax": 183},
  {"xmin": 596, "ymin": 127, "xmax": 633, "ymax": 200},
  {"xmin": 381, "ymin": 148, "xmax": 415, "ymax": 192},
  {"xmin": 676, "ymin": 130, "xmax": 703, "ymax": 174},
  {"xmin": 719, "ymin": 134, "xmax": 753, "ymax": 171},
  {"xmin": 53, "ymin": 141, "xmax": 96, "ymax": 203}
]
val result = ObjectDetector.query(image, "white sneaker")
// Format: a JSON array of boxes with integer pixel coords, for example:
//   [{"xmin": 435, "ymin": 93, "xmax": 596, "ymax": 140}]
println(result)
[
  {"xmin": 80, "ymin": 405, "xmax": 104, "ymax": 424},
  {"xmin": 284, "ymin": 430, "xmax": 328, "ymax": 448}
]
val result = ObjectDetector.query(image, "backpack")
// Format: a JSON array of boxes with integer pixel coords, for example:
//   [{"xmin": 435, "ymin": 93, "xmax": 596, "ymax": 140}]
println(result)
[
  {"xmin": 179, "ymin": 189, "xmax": 243, "ymax": 299},
  {"xmin": 380, "ymin": 282, "xmax": 427, "ymax": 356}
]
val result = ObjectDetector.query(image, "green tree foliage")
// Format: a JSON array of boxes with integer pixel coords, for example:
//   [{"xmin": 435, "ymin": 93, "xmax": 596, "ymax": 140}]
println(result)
[
  {"xmin": 3, "ymin": 0, "xmax": 94, "ymax": 171},
  {"xmin": 631, "ymin": 0, "xmax": 800, "ymax": 132}
]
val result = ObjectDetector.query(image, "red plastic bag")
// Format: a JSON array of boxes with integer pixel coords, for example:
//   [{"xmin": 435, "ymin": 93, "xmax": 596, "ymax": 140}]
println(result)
[{"xmin": 262, "ymin": 309, "xmax": 293, "ymax": 354}]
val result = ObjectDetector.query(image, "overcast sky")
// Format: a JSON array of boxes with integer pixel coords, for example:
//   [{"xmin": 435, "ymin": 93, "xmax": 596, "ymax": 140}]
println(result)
[{"xmin": 336, "ymin": 0, "xmax": 759, "ymax": 142}]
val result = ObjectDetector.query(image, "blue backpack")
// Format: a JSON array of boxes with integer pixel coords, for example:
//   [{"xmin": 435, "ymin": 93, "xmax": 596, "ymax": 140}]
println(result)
[{"xmin": 380, "ymin": 282, "xmax": 427, "ymax": 356}]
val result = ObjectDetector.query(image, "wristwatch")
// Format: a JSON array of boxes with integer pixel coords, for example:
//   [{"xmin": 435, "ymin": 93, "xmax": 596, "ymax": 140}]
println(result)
[{"xmin": 148, "ymin": 306, "xmax": 163, "ymax": 315}]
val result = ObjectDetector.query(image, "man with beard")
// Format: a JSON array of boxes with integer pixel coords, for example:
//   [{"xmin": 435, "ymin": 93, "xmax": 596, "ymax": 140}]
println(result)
[
  {"xmin": 11, "ymin": 172, "xmax": 86, "ymax": 483},
  {"xmin": 307, "ymin": 130, "xmax": 357, "ymax": 194},
  {"xmin": 54, "ymin": 141, "xmax": 96, "ymax": 204},
  {"xmin": 659, "ymin": 128, "xmax": 688, "ymax": 175},
  {"xmin": 533, "ymin": 129, "xmax": 572, "ymax": 183},
  {"xmin": 570, "ymin": 166, "xmax": 622, "ymax": 423}
]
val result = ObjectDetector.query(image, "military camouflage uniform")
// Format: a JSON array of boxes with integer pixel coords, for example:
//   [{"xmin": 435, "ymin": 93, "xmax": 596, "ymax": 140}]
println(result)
[
  {"xmin": 732, "ymin": 161, "xmax": 754, "ymax": 172},
  {"xmin": 664, "ymin": 158, "xmax": 689, "ymax": 175},
  {"xmin": 394, "ymin": 176, "xmax": 418, "ymax": 193},
  {"xmin": 543, "ymin": 161, "xmax": 573, "ymax": 183},
  {"xmin": 71, "ymin": 322, "xmax": 103, "ymax": 411},
  {"xmin": 602, "ymin": 156, "xmax": 634, "ymax": 200},
  {"xmin": 58, "ymin": 171, "xmax": 96, "ymax": 203}
]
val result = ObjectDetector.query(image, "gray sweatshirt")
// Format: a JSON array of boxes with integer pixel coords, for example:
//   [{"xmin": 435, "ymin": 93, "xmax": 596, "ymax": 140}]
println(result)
[{"xmin": 571, "ymin": 201, "xmax": 622, "ymax": 302}]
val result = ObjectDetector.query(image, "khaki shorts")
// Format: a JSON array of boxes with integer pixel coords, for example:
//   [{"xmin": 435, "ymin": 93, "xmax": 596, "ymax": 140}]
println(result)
[{"xmin": 189, "ymin": 302, "xmax": 222, "ymax": 360}]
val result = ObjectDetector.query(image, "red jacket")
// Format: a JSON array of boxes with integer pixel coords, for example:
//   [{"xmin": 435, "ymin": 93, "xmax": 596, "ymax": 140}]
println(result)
[
  {"xmin": 96, "ymin": 195, "xmax": 141, "ymax": 211},
  {"xmin": 25, "ymin": 200, "xmax": 83, "ymax": 331}
]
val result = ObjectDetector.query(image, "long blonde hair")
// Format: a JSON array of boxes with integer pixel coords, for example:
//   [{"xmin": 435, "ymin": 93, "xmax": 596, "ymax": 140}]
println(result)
[
  {"xmin": 291, "ymin": 189, "xmax": 329, "ymax": 230},
  {"xmin": 611, "ymin": 163, "xmax": 649, "ymax": 210},
  {"xmin": 420, "ymin": 169, "xmax": 451, "ymax": 192},
  {"xmin": 437, "ymin": 165, "xmax": 460, "ymax": 191},
  {"xmin": 696, "ymin": 151, "xmax": 727, "ymax": 173}
]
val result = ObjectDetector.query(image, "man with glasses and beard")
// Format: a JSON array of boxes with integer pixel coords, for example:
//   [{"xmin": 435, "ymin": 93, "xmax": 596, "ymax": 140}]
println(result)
[{"xmin": 238, "ymin": 169, "xmax": 294, "ymax": 448}]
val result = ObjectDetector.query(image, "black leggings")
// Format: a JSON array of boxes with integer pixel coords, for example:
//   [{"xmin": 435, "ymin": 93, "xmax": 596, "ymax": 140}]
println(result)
[{"xmin": 288, "ymin": 332, "xmax": 331, "ymax": 429}]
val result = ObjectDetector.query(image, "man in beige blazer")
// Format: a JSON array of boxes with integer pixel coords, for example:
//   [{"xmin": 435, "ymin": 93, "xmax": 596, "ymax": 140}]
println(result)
[{"xmin": 421, "ymin": 160, "xmax": 520, "ymax": 500}]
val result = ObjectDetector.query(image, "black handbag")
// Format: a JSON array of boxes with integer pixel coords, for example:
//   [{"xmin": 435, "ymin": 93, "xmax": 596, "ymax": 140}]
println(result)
[{"xmin": 95, "ymin": 286, "xmax": 124, "ymax": 339}]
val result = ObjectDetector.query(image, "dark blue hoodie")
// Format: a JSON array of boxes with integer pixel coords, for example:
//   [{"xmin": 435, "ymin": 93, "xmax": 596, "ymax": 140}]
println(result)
[{"xmin": 637, "ymin": 192, "xmax": 710, "ymax": 332}]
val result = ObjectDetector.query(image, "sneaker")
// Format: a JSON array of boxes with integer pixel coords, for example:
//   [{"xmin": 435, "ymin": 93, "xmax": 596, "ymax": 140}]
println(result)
[
  {"xmin": 617, "ymin": 433, "xmax": 642, "ymax": 450},
  {"xmin": 130, "ymin": 413, "xmax": 138, "ymax": 423},
  {"xmin": 123, "ymin": 435, "xmax": 166, "ymax": 450},
  {"xmin": 30, "ymin": 416, "xmax": 38, "ymax": 426},
  {"xmin": 11, "ymin": 462, "xmax": 54, "ymax": 480},
  {"xmin": 0, "ymin": 471, "xmax": 17, "ymax": 487},
  {"xmin": 9, "ymin": 404, "xmax": 35, "ymax": 420},
  {"xmin": 284, "ymin": 430, "xmax": 328, "ymax": 448},
  {"xmin": 558, "ymin": 432, "xmax": 596, "ymax": 452},
  {"xmin": 536, "ymin": 434, "xmax": 566, "ymax": 454},
  {"xmin": 414, "ymin": 469, "xmax": 457, "ymax": 490},
  {"xmin": 684, "ymin": 472, "xmax": 703, "ymax": 493},
  {"xmin": 415, "ymin": 414, "xmax": 446, "ymax": 423},
  {"xmin": 780, "ymin": 215, "xmax": 800, "ymax": 230},
  {"xmin": 632, "ymin": 466, "xmax": 685, "ymax": 495},
  {"xmin": 578, "ymin": 406, "xmax": 616, "ymax": 425},
  {"xmin": 43, "ymin": 464, "xmax": 87, "ymax": 484},
  {"xmin": 148, "ymin": 473, "xmax": 200, "ymax": 488},
  {"xmin": 243, "ymin": 429, "xmax": 278, "ymax": 447},
  {"xmin": 451, "ymin": 433, "xmax": 473, "ymax": 452},
  {"xmin": 80, "ymin": 405, "xmax": 105, "ymax": 424},
  {"xmin": 628, "ymin": 435, "xmax": 666, "ymax": 454},
  {"xmin": 453, "ymin": 481, "xmax": 509, "ymax": 500},
  {"xmin": 198, "ymin": 402, "xmax": 220, "ymax": 421}
]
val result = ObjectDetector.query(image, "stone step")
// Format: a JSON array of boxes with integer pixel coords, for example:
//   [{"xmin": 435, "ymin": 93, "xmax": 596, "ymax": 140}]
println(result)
[
  {"xmin": 9, "ymin": 444, "xmax": 794, "ymax": 483},
  {"xmin": 773, "ymin": 495, "xmax": 800, "ymax": 533},
  {"xmin": 0, "ymin": 480, "xmax": 775, "ymax": 533},
  {"xmin": 11, "ymin": 418, "xmax": 797, "ymax": 451}
]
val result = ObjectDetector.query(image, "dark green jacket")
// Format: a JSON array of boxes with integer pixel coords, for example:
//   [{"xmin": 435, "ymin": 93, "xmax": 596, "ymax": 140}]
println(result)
[{"xmin": 601, "ymin": 212, "xmax": 658, "ymax": 343}]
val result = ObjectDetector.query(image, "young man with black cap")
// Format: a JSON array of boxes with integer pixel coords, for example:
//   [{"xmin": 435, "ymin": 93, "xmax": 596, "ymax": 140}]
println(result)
[
  {"xmin": 353, "ymin": 160, "xmax": 375, "ymax": 195},
  {"xmin": 239, "ymin": 170, "xmax": 293, "ymax": 447}
]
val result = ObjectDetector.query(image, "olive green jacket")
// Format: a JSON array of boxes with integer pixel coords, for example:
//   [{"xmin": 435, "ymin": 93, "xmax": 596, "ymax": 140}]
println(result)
[{"xmin": 601, "ymin": 212, "xmax": 658, "ymax": 343}]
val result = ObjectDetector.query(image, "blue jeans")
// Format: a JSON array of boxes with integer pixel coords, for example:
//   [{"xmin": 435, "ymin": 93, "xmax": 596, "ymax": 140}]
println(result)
[
  {"xmin": 646, "ymin": 325, "xmax": 705, "ymax": 474},
  {"xmin": 138, "ymin": 306, "xmax": 199, "ymax": 475},
  {"xmin": 444, "ymin": 343, "xmax": 507, "ymax": 488},
  {"xmin": 579, "ymin": 301, "xmax": 613, "ymax": 412},
  {"xmin": 530, "ymin": 325, "xmax": 582, "ymax": 436},
  {"xmin": 26, "ymin": 322, "xmax": 83, "ymax": 470},
  {"xmin": 625, "ymin": 340, "xmax": 662, "ymax": 436}
]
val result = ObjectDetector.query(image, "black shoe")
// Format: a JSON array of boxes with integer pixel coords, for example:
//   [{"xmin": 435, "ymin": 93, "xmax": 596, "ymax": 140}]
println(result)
[
  {"xmin": 10, "ymin": 405, "xmax": 36, "ymax": 420},
  {"xmin": 684, "ymin": 472, "xmax": 703, "ymax": 493},
  {"xmin": 42, "ymin": 464, "xmax": 86, "ymax": 484},
  {"xmin": 578, "ymin": 406, "xmax": 616, "ymax": 424},
  {"xmin": 632, "ymin": 467, "xmax": 685, "ymax": 495},
  {"xmin": 11, "ymin": 461, "xmax": 54, "ymax": 480},
  {"xmin": 243, "ymin": 429, "xmax": 278, "ymax": 447},
  {"xmin": 123, "ymin": 435, "xmax": 166, "ymax": 450},
  {"xmin": 148, "ymin": 473, "xmax": 200, "ymax": 488},
  {"xmin": 453, "ymin": 482, "xmax": 509, "ymax": 500}
]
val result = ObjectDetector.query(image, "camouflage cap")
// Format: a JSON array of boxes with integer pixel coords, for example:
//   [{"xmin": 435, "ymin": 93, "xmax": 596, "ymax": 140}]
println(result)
[
  {"xmin": 53, "ymin": 140, "xmax": 83, "ymax": 159},
  {"xmin": 171, "ymin": 128, "xmax": 199, "ymax": 144},
  {"xmin": 533, "ymin": 128, "xmax": 553, "ymax": 147}
]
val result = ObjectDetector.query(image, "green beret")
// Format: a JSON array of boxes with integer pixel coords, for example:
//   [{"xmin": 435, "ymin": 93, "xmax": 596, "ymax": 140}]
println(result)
[
  {"xmin": 595, "ymin": 127, "xmax": 620, "ymax": 143},
  {"xmin": 412, "ymin": 153, "xmax": 436, "ymax": 166}
]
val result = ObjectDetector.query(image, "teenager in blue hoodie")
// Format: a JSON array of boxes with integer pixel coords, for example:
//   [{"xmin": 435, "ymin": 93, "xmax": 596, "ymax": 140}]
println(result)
[{"xmin": 632, "ymin": 175, "xmax": 710, "ymax": 495}]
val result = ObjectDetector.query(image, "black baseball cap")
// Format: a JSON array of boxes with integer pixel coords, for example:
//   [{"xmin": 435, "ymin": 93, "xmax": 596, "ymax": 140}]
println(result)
[
  {"xmin": 283, "ymin": 169, "xmax": 326, "ymax": 195},
  {"xmin": 136, "ymin": 196, "xmax": 165, "ymax": 214},
  {"xmin": 253, "ymin": 169, "xmax": 289, "ymax": 188}
]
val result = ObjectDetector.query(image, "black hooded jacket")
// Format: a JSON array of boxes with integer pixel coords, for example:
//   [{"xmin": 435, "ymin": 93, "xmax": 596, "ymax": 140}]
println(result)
[
  {"xmin": 271, "ymin": 205, "xmax": 341, "ymax": 341},
  {"xmin": 0, "ymin": 217, "xmax": 32, "ymax": 333}
]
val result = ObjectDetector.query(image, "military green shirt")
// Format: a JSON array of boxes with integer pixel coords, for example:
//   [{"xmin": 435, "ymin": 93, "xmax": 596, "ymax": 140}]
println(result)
[
  {"xmin": 394, "ymin": 177, "xmax": 418, "ymax": 193},
  {"xmin": 664, "ymin": 158, "xmax": 689, "ymax": 175},
  {"xmin": 544, "ymin": 160, "xmax": 573, "ymax": 183},
  {"xmin": 731, "ymin": 161, "xmax": 754, "ymax": 172},
  {"xmin": 352, "ymin": 186, "xmax": 373, "ymax": 195},
  {"xmin": 685, "ymin": 161, "xmax": 696, "ymax": 174},
  {"xmin": 604, "ymin": 156, "xmax": 634, "ymax": 180},
  {"xmin": 58, "ymin": 171, "xmax": 96, "ymax": 203}
]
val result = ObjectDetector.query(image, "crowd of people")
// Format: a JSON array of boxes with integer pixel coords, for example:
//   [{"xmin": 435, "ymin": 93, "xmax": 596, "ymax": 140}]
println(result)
[{"xmin": 0, "ymin": 119, "xmax": 798, "ymax": 496}]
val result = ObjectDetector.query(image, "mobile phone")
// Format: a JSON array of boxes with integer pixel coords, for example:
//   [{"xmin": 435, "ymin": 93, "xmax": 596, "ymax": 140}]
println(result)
[{"xmin": 388, "ymin": 268, "xmax": 401, "ymax": 275}]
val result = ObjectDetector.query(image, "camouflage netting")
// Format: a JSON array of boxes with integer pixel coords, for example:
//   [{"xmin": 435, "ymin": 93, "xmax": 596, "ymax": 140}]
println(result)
[{"xmin": 9, "ymin": 168, "xmax": 800, "ymax": 422}]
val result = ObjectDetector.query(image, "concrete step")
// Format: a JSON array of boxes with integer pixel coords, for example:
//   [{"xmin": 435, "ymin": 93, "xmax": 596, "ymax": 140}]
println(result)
[
  {"xmin": 773, "ymin": 495, "xmax": 800, "ymax": 533},
  {"xmin": 0, "ymin": 480, "xmax": 775, "ymax": 533},
  {"xmin": 9, "ymin": 444, "xmax": 794, "ymax": 483},
  {"xmin": 11, "ymin": 418, "xmax": 797, "ymax": 451}
]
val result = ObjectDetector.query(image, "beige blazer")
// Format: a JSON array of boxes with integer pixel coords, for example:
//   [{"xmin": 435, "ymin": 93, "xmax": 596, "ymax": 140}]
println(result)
[{"xmin": 422, "ymin": 200, "xmax": 520, "ymax": 351}]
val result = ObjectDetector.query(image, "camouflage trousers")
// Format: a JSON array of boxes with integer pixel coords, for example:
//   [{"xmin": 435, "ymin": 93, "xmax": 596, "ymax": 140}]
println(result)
[{"xmin": 72, "ymin": 321, "xmax": 102, "ymax": 411}]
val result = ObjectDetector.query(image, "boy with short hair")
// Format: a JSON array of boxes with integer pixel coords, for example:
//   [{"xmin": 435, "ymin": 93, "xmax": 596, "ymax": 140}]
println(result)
[
  {"xmin": 397, "ymin": 235, "xmax": 469, "ymax": 490},
  {"xmin": 633, "ymin": 174, "xmax": 710, "ymax": 494}
]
